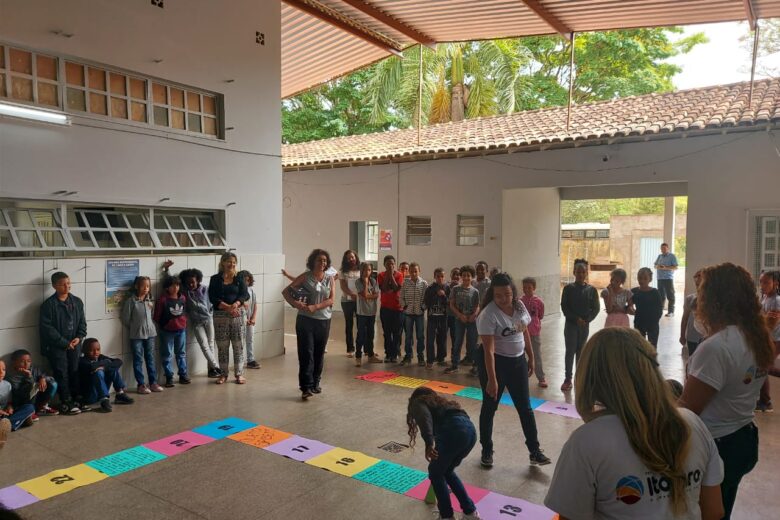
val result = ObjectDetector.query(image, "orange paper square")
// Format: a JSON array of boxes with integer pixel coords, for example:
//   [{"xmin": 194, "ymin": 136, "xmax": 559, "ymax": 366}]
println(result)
[
  {"xmin": 423, "ymin": 380, "xmax": 467, "ymax": 395},
  {"xmin": 229, "ymin": 425, "xmax": 292, "ymax": 449}
]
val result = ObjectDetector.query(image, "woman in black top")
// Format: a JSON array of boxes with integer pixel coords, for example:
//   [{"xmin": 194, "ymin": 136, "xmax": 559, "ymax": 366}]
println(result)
[{"xmin": 209, "ymin": 252, "xmax": 249, "ymax": 384}]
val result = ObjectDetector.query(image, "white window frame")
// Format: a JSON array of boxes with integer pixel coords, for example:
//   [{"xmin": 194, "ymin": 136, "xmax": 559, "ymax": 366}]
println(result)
[
  {"xmin": 365, "ymin": 221, "xmax": 379, "ymax": 262},
  {"xmin": 406, "ymin": 216, "xmax": 432, "ymax": 246},
  {"xmin": 749, "ymin": 210, "xmax": 780, "ymax": 280},
  {"xmin": 457, "ymin": 215, "xmax": 484, "ymax": 247}
]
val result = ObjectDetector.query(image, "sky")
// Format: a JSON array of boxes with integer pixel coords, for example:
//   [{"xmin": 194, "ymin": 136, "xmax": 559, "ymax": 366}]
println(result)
[{"xmin": 667, "ymin": 21, "xmax": 780, "ymax": 89}]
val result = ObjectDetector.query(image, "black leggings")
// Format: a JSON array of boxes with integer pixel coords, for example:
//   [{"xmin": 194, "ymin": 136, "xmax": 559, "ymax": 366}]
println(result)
[
  {"xmin": 295, "ymin": 315, "xmax": 331, "ymax": 392},
  {"xmin": 715, "ymin": 422, "xmax": 759, "ymax": 519},
  {"xmin": 341, "ymin": 300, "xmax": 357, "ymax": 351}
]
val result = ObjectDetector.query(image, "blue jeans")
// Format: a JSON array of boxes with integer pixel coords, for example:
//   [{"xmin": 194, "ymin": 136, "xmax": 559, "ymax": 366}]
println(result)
[
  {"xmin": 429, "ymin": 414, "xmax": 477, "ymax": 518},
  {"xmin": 452, "ymin": 320, "xmax": 477, "ymax": 368},
  {"xmin": 130, "ymin": 337, "xmax": 158, "ymax": 386},
  {"xmin": 159, "ymin": 329, "xmax": 188, "ymax": 379},
  {"xmin": 356, "ymin": 315, "xmax": 376, "ymax": 358},
  {"xmin": 32, "ymin": 378, "xmax": 58, "ymax": 409},
  {"xmin": 4, "ymin": 403, "xmax": 35, "ymax": 431},
  {"xmin": 404, "ymin": 314, "xmax": 425, "ymax": 359},
  {"xmin": 85, "ymin": 367, "xmax": 127, "ymax": 404}
]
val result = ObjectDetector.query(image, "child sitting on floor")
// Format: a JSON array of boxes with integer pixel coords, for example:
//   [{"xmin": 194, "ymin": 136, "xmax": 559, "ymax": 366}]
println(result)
[
  {"xmin": 78, "ymin": 338, "xmax": 134, "ymax": 413},
  {"xmin": 8, "ymin": 349, "xmax": 59, "ymax": 416},
  {"xmin": 0, "ymin": 360, "xmax": 35, "ymax": 432}
]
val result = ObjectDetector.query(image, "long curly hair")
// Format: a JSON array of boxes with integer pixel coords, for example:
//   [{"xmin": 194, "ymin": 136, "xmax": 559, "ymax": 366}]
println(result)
[
  {"xmin": 406, "ymin": 387, "xmax": 462, "ymax": 448},
  {"xmin": 697, "ymin": 263, "xmax": 775, "ymax": 368}
]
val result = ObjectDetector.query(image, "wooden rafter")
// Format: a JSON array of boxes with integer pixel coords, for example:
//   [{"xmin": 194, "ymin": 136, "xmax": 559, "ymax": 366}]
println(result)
[
  {"xmin": 284, "ymin": 0, "xmax": 403, "ymax": 56},
  {"xmin": 338, "ymin": 0, "xmax": 436, "ymax": 48},
  {"xmin": 743, "ymin": 0, "xmax": 757, "ymax": 30},
  {"xmin": 520, "ymin": 0, "xmax": 572, "ymax": 40}
]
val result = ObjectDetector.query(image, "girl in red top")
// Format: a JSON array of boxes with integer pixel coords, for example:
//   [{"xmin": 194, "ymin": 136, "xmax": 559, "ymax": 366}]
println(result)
[
  {"xmin": 378, "ymin": 255, "xmax": 404, "ymax": 363},
  {"xmin": 154, "ymin": 276, "xmax": 189, "ymax": 387}
]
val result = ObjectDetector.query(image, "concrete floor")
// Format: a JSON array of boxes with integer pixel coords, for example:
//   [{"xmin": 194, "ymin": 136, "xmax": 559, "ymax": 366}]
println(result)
[{"xmin": 2, "ymin": 308, "xmax": 777, "ymax": 519}]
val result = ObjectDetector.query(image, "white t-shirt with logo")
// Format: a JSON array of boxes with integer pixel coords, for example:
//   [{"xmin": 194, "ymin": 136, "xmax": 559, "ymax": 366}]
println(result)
[
  {"xmin": 687, "ymin": 325, "xmax": 767, "ymax": 439},
  {"xmin": 341, "ymin": 270, "xmax": 360, "ymax": 302},
  {"xmin": 476, "ymin": 300, "xmax": 531, "ymax": 358},
  {"xmin": 545, "ymin": 409, "xmax": 723, "ymax": 520}
]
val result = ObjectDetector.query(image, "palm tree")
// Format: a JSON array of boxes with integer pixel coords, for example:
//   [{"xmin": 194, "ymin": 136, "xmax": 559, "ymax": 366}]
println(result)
[{"xmin": 365, "ymin": 40, "xmax": 532, "ymax": 126}]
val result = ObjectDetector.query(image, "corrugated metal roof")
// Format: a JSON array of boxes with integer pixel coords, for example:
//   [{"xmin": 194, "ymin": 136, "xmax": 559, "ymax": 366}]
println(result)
[{"xmin": 281, "ymin": 0, "xmax": 780, "ymax": 97}]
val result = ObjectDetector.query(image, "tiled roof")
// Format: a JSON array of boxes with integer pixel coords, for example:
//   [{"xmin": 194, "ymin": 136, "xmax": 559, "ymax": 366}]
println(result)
[{"xmin": 282, "ymin": 79, "xmax": 780, "ymax": 170}]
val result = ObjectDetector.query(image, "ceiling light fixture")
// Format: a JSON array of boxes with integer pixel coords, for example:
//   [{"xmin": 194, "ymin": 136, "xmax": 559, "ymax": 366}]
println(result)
[{"xmin": 0, "ymin": 102, "xmax": 71, "ymax": 125}]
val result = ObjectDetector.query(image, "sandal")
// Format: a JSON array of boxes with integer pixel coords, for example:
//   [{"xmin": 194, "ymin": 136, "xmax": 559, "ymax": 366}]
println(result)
[
  {"xmin": 216, "ymin": 376, "xmax": 228, "ymax": 385},
  {"xmin": 235, "ymin": 376, "xmax": 246, "ymax": 385}
]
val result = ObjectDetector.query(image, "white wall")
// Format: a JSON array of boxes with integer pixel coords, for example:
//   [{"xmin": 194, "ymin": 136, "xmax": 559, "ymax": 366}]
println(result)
[
  {"xmin": 284, "ymin": 131, "xmax": 780, "ymax": 297},
  {"xmin": 0, "ymin": 253, "xmax": 287, "ymax": 383}
]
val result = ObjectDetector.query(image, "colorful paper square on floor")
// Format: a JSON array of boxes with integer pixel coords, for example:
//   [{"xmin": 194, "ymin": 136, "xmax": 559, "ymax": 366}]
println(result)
[
  {"xmin": 353, "ymin": 460, "xmax": 427, "ymax": 494},
  {"xmin": 423, "ymin": 380, "xmax": 467, "ymax": 394},
  {"xmin": 455, "ymin": 386, "xmax": 484, "ymax": 400},
  {"xmin": 86, "ymin": 445, "xmax": 167, "ymax": 476},
  {"xmin": 383, "ymin": 375, "xmax": 430, "ymax": 388},
  {"xmin": 0, "ymin": 485, "xmax": 39, "ymax": 510},
  {"xmin": 475, "ymin": 491, "xmax": 557, "ymax": 520},
  {"xmin": 499, "ymin": 393, "xmax": 546, "ymax": 409},
  {"xmin": 355, "ymin": 371, "xmax": 399, "ymax": 382},
  {"xmin": 263, "ymin": 434, "xmax": 334, "ymax": 462},
  {"xmin": 405, "ymin": 479, "xmax": 491, "ymax": 512},
  {"xmin": 305, "ymin": 447, "xmax": 381, "ymax": 477},
  {"xmin": 143, "ymin": 430, "xmax": 216, "ymax": 456},
  {"xmin": 535, "ymin": 401, "xmax": 581, "ymax": 419},
  {"xmin": 192, "ymin": 417, "xmax": 258, "ymax": 439},
  {"xmin": 17, "ymin": 463, "xmax": 108, "ymax": 500},
  {"xmin": 229, "ymin": 425, "xmax": 292, "ymax": 449}
]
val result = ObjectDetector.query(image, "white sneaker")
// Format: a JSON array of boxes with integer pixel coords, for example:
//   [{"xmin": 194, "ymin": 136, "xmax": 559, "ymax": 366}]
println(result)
[{"xmin": 463, "ymin": 512, "xmax": 482, "ymax": 519}]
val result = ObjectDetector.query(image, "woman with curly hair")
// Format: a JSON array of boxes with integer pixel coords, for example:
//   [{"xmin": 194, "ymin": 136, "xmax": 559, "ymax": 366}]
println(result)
[
  {"xmin": 680, "ymin": 263, "xmax": 775, "ymax": 519},
  {"xmin": 406, "ymin": 387, "xmax": 480, "ymax": 520}
]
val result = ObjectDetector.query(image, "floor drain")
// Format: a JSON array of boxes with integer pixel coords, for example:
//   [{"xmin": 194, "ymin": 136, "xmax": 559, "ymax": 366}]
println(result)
[{"xmin": 378, "ymin": 441, "xmax": 409, "ymax": 453}]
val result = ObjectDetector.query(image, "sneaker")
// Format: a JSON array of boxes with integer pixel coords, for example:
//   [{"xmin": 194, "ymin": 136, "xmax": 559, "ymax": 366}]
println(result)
[
  {"xmin": 301, "ymin": 390, "xmax": 313, "ymax": 400},
  {"xmin": 444, "ymin": 366, "xmax": 460, "ymax": 375},
  {"xmin": 530, "ymin": 449, "xmax": 552, "ymax": 466},
  {"xmin": 246, "ymin": 360, "xmax": 261, "ymax": 369},
  {"xmin": 463, "ymin": 511, "xmax": 483, "ymax": 519},
  {"xmin": 137, "ymin": 384, "xmax": 152, "ymax": 395},
  {"xmin": 149, "ymin": 383, "xmax": 164, "ymax": 393},
  {"xmin": 400, "ymin": 357, "xmax": 412, "ymax": 366},
  {"xmin": 312, "ymin": 386, "xmax": 322, "ymax": 394},
  {"xmin": 426, "ymin": 363, "xmax": 434, "ymax": 370},
  {"xmin": 98, "ymin": 398, "xmax": 113, "ymax": 413},
  {"xmin": 418, "ymin": 359, "xmax": 426, "ymax": 367},
  {"xmin": 480, "ymin": 450, "xmax": 494, "ymax": 468},
  {"xmin": 77, "ymin": 402, "xmax": 92, "ymax": 413},
  {"xmin": 355, "ymin": 358, "xmax": 363, "ymax": 367},
  {"xmin": 388, "ymin": 357, "xmax": 398, "ymax": 364},
  {"xmin": 178, "ymin": 376, "xmax": 192, "ymax": 385},
  {"xmin": 560, "ymin": 379, "xmax": 573, "ymax": 391},
  {"xmin": 114, "ymin": 392, "xmax": 135, "ymax": 405},
  {"xmin": 60, "ymin": 402, "xmax": 81, "ymax": 415},
  {"xmin": 164, "ymin": 378, "xmax": 175, "ymax": 388},
  {"xmin": 347, "ymin": 349, "xmax": 355, "ymax": 358},
  {"xmin": 756, "ymin": 400, "xmax": 774, "ymax": 413},
  {"xmin": 665, "ymin": 312, "xmax": 674, "ymax": 317},
  {"xmin": 30, "ymin": 413, "xmax": 40, "ymax": 423},
  {"xmin": 538, "ymin": 379, "xmax": 548, "ymax": 389},
  {"xmin": 207, "ymin": 367, "xmax": 220, "ymax": 378},
  {"xmin": 437, "ymin": 360, "xmax": 447, "ymax": 366},
  {"xmin": 0, "ymin": 418, "xmax": 10, "ymax": 450},
  {"xmin": 36, "ymin": 405, "xmax": 59, "ymax": 416},
  {"xmin": 369, "ymin": 355, "xmax": 384, "ymax": 363}
]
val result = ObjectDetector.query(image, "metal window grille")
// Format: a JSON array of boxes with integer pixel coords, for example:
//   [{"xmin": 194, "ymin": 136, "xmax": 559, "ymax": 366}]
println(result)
[
  {"xmin": 406, "ymin": 216, "xmax": 431, "ymax": 246},
  {"xmin": 457, "ymin": 215, "xmax": 484, "ymax": 247}
]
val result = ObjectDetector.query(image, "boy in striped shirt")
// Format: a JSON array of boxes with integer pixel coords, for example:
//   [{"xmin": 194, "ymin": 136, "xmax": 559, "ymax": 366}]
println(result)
[{"xmin": 400, "ymin": 263, "xmax": 428, "ymax": 366}]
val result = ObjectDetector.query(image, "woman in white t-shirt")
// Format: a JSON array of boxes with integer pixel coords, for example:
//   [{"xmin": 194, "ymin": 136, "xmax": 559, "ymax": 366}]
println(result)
[
  {"xmin": 476, "ymin": 273, "xmax": 550, "ymax": 468},
  {"xmin": 679, "ymin": 263, "xmax": 775, "ymax": 519},
  {"xmin": 339, "ymin": 249, "xmax": 361, "ymax": 357},
  {"xmin": 545, "ymin": 327, "xmax": 724, "ymax": 520}
]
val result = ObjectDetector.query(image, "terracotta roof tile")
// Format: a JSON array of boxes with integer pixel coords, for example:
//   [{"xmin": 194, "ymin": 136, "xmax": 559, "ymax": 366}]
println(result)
[{"xmin": 282, "ymin": 79, "xmax": 780, "ymax": 169}]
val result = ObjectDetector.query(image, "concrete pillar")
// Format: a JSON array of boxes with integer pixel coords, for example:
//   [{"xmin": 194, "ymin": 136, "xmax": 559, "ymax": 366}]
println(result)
[{"xmin": 663, "ymin": 196, "xmax": 676, "ymax": 248}]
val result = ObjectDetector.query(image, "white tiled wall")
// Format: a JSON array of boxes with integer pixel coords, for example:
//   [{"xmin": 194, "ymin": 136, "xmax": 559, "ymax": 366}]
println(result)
[{"xmin": 0, "ymin": 254, "xmax": 286, "ymax": 383}]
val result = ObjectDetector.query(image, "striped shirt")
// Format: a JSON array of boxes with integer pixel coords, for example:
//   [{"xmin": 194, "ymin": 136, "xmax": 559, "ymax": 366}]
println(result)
[{"xmin": 400, "ymin": 278, "xmax": 428, "ymax": 316}]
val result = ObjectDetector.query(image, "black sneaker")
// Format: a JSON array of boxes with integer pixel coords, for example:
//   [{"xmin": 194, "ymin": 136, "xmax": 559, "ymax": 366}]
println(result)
[
  {"xmin": 480, "ymin": 450, "xmax": 494, "ymax": 468},
  {"xmin": 417, "ymin": 358, "xmax": 426, "ymax": 367},
  {"xmin": 207, "ymin": 367, "xmax": 221, "ymax": 378},
  {"xmin": 400, "ymin": 356, "xmax": 412, "ymax": 366},
  {"xmin": 164, "ymin": 378, "xmax": 175, "ymax": 388},
  {"xmin": 312, "ymin": 386, "xmax": 322, "ymax": 394},
  {"xmin": 530, "ymin": 450, "xmax": 551, "ymax": 466},
  {"xmin": 301, "ymin": 390, "xmax": 313, "ymax": 400},
  {"xmin": 444, "ymin": 366, "xmax": 459, "ymax": 374},
  {"xmin": 98, "ymin": 398, "xmax": 113, "ymax": 413},
  {"xmin": 77, "ymin": 402, "xmax": 92, "ymax": 413},
  {"xmin": 179, "ymin": 376, "xmax": 191, "ymax": 385},
  {"xmin": 60, "ymin": 402, "xmax": 81, "ymax": 415},
  {"xmin": 114, "ymin": 392, "xmax": 135, "ymax": 405},
  {"xmin": 246, "ymin": 360, "xmax": 261, "ymax": 369}
]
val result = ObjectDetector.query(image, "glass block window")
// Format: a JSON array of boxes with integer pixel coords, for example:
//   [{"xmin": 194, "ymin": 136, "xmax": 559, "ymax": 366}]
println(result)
[
  {"xmin": 152, "ymin": 82, "xmax": 219, "ymax": 136},
  {"xmin": 406, "ymin": 216, "xmax": 431, "ymax": 246},
  {"xmin": 457, "ymin": 215, "xmax": 484, "ymax": 247},
  {"xmin": 0, "ymin": 45, "xmax": 60, "ymax": 107}
]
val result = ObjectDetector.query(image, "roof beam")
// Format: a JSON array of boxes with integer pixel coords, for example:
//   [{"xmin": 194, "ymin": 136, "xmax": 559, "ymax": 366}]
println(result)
[
  {"xmin": 284, "ymin": 0, "xmax": 403, "ymax": 57},
  {"xmin": 743, "ymin": 0, "xmax": 757, "ymax": 30},
  {"xmin": 519, "ymin": 0, "xmax": 572, "ymax": 39},
  {"xmin": 337, "ymin": 0, "xmax": 436, "ymax": 48}
]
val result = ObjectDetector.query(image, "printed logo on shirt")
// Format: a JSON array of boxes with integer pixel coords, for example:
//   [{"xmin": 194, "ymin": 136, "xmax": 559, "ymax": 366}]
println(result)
[
  {"xmin": 500, "ymin": 326, "xmax": 521, "ymax": 337},
  {"xmin": 169, "ymin": 303, "xmax": 184, "ymax": 316},
  {"xmin": 615, "ymin": 476, "xmax": 644, "ymax": 504},
  {"xmin": 743, "ymin": 365, "xmax": 768, "ymax": 384}
]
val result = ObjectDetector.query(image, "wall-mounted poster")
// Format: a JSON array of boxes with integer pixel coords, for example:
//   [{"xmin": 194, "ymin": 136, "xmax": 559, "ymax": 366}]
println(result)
[
  {"xmin": 106, "ymin": 259, "xmax": 139, "ymax": 313},
  {"xmin": 379, "ymin": 229, "xmax": 393, "ymax": 251}
]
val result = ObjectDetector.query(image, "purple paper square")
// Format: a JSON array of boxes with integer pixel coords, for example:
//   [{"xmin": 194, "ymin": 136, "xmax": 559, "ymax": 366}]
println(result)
[
  {"xmin": 475, "ymin": 491, "xmax": 556, "ymax": 520},
  {"xmin": 535, "ymin": 400, "xmax": 581, "ymax": 419},
  {"xmin": 0, "ymin": 485, "xmax": 39, "ymax": 510},
  {"xmin": 263, "ymin": 434, "xmax": 334, "ymax": 462}
]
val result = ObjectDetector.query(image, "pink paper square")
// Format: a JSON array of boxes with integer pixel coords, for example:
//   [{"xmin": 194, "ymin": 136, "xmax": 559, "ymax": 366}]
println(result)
[
  {"xmin": 405, "ymin": 479, "xmax": 491, "ymax": 512},
  {"xmin": 143, "ymin": 430, "xmax": 216, "ymax": 456},
  {"xmin": 475, "ymin": 491, "xmax": 556, "ymax": 520},
  {"xmin": 355, "ymin": 371, "xmax": 399, "ymax": 383},
  {"xmin": 535, "ymin": 401, "xmax": 581, "ymax": 419}
]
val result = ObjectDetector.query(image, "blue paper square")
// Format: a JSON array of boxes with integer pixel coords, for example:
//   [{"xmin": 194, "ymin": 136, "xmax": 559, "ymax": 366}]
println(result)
[
  {"xmin": 86, "ymin": 445, "xmax": 167, "ymax": 477},
  {"xmin": 353, "ymin": 460, "xmax": 427, "ymax": 494},
  {"xmin": 192, "ymin": 417, "xmax": 257, "ymax": 439},
  {"xmin": 455, "ymin": 386, "xmax": 484, "ymax": 401},
  {"xmin": 498, "ymin": 393, "xmax": 545, "ymax": 409}
]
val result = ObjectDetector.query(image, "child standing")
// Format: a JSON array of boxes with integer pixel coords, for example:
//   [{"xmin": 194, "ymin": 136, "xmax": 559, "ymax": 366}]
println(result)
[
  {"xmin": 378, "ymin": 255, "xmax": 404, "ymax": 363},
  {"xmin": 180, "ymin": 269, "xmax": 222, "ymax": 378},
  {"xmin": 0, "ymin": 360, "xmax": 35, "ymax": 432},
  {"xmin": 78, "ymin": 338, "xmax": 134, "ymax": 413},
  {"xmin": 631, "ymin": 267, "xmax": 663, "ymax": 347},
  {"xmin": 560, "ymin": 259, "xmax": 600, "ymax": 391},
  {"xmin": 339, "ymin": 250, "xmax": 361, "ymax": 357},
  {"xmin": 154, "ymin": 276, "xmax": 190, "ymax": 388},
  {"xmin": 424, "ymin": 268, "xmax": 450, "ymax": 369},
  {"xmin": 446, "ymin": 265, "xmax": 480, "ymax": 375},
  {"xmin": 757, "ymin": 270, "xmax": 780, "ymax": 412},
  {"xmin": 355, "ymin": 262, "xmax": 382, "ymax": 366},
  {"xmin": 473, "ymin": 261, "xmax": 491, "ymax": 305},
  {"xmin": 240, "ymin": 271, "xmax": 262, "ymax": 370},
  {"xmin": 406, "ymin": 387, "xmax": 481, "ymax": 520},
  {"xmin": 446, "ymin": 267, "xmax": 461, "ymax": 365},
  {"xmin": 8, "ymin": 349, "xmax": 58, "ymax": 416},
  {"xmin": 39, "ymin": 271, "xmax": 87, "ymax": 415},
  {"xmin": 122, "ymin": 276, "xmax": 164, "ymax": 394},
  {"xmin": 400, "ymin": 262, "xmax": 428, "ymax": 366},
  {"xmin": 520, "ymin": 277, "xmax": 547, "ymax": 388},
  {"xmin": 601, "ymin": 268, "xmax": 632, "ymax": 328}
]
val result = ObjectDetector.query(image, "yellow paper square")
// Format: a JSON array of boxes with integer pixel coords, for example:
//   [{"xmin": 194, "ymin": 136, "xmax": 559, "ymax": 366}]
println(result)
[
  {"xmin": 382, "ymin": 376, "xmax": 430, "ymax": 389},
  {"xmin": 305, "ymin": 447, "xmax": 381, "ymax": 477},
  {"xmin": 18, "ymin": 463, "xmax": 108, "ymax": 500}
]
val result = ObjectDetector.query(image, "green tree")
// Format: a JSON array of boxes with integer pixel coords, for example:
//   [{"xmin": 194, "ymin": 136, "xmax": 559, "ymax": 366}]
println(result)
[{"xmin": 560, "ymin": 197, "xmax": 688, "ymax": 224}]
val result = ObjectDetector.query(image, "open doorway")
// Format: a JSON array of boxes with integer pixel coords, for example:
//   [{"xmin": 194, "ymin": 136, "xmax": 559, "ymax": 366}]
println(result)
[{"xmin": 349, "ymin": 220, "xmax": 379, "ymax": 269}]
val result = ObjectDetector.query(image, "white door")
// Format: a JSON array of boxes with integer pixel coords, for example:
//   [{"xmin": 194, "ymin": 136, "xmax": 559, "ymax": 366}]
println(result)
[{"xmin": 640, "ymin": 237, "xmax": 663, "ymax": 288}]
